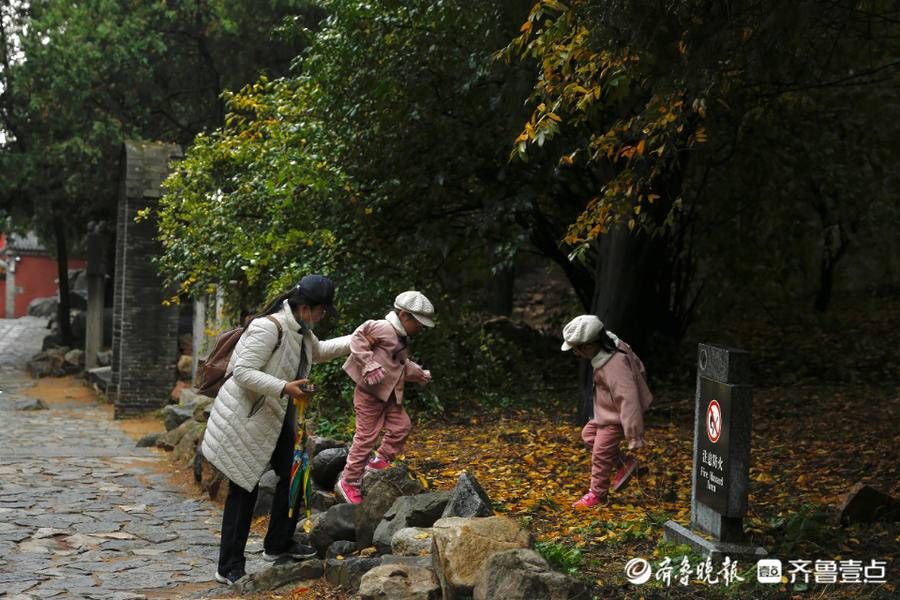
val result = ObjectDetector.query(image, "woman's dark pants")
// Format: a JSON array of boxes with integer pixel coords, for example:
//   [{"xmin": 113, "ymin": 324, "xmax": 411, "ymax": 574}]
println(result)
[{"xmin": 217, "ymin": 402, "xmax": 300, "ymax": 575}]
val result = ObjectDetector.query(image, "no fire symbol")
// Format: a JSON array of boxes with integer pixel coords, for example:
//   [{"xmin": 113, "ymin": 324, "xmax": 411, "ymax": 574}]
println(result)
[{"xmin": 706, "ymin": 399, "xmax": 722, "ymax": 443}]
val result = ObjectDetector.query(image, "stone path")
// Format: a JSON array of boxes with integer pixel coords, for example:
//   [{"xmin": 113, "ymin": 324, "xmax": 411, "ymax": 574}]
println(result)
[{"xmin": 0, "ymin": 318, "xmax": 270, "ymax": 599}]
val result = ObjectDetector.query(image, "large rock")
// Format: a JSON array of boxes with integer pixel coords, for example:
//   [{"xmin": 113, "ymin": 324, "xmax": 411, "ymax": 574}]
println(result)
[
  {"xmin": 373, "ymin": 492, "xmax": 451, "ymax": 553},
  {"xmin": 311, "ymin": 484, "xmax": 339, "ymax": 513},
  {"xmin": 162, "ymin": 390, "xmax": 212, "ymax": 431},
  {"xmin": 27, "ymin": 296, "xmax": 58, "ymax": 317},
  {"xmin": 193, "ymin": 400, "xmax": 213, "ymax": 422},
  {"xmin": 95, "ymin": 350, "xmax": 112, "ymax": 367},
  {"xmin": 173, "ymin": 421, "xmax": 206, "ymax": 463},
  {"xmin": 382, "ymin": 554, "xmax": 434, "ymax": 570},
  {"xmin": 325, "ymin": 556, "xmax": 383, "ymax": 591},
  {"xmin": 254, "ymin": 470, "xmax": 279, "ymax": 518},
  {"xmin": 27, "ymin": 359, "xmax": 57, "ymax": 378},
  {"xmin": 327, "ymin": 540, "xmax": 358, "ymax": 559},
  {"xmin": 839, "ymin": 484, "xmax": 899, "ymax": 525},
  {"xmin": 179, "ymin": 387, "xmax": 208, "ymax": 406},
  {"xmin": 27, "ymin": 347, "xmax": 68, "ymax": 378},
  {"xmin": 473, "ymin": 549, "xmax": 588, "ymax": 600},
  {"xmin": 391, "ymin": 527, "xmax": 434, "ymax": 557},
  {"xmin": 176, "ymin": 354, "xmax": 193, "ymax": 378},
  {"xmin": 355, "ymin": 464, "xmax": 424, "ymax": 547},
  {"xmin": 432, "ymin": 516, "xmax": 533, "ymax": 600},
  {"xmin": 311, "ymin": 503, "xmax": 358, "ymax": 554},
  {"xmin": 193, "ymin": 447, "xmax": 225, "ymax": 500},
  {"xmin": 311, "ymin": 447, "xmax": 349, "ymax": 489},
  {"xmin": 237, "ymin": 558, "xmax": 324, "ymax": 594},
  {"xmin": 14, "ymin": 398, "xmax": 48, "ymax": 411},
  {"xmin": 442, "ymin": 471, "xmax": 494, "ymax": 518},
  {"xmin": 179, "ymin": 388, "xmax": 214, "ymax": 421},
  {"xmin": 158, "ymin": 418, "xmax": 204, "ymax": 451},
  {"xmin": 162, "ymin": 404, "xmax": 195, "ymax": 432},
  {"xmin": 63, "ymin": 349, "xmax": 84, "ymax": 371},
  {"xmin": 136, "ymin": 432, "xmax": 163, "ymax": 448},
  {"xmin": 86, "ymin": 366, "xmax": 111, "ymax": 389},
  {"xmin": 311, "ymin": 436, "xmax": 348, "ymax": 457},
  {"xmin": 358, "ymin": 564, "xmax": 441, "ymax": 600}
]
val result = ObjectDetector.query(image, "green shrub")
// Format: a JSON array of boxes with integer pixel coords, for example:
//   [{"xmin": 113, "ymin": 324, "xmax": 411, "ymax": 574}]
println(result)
[{"xmin": 535, "ymin": 540, "xmax": 584, "ymax": 575}]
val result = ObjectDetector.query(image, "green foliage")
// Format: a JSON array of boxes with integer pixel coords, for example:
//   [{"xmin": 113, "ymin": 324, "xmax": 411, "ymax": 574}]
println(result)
[
  {"xmin": 154, "ymin": 0, "xmax": 540, "ymax": 314},
  {"xmin": 151, "ymin": 0, "xmax": 578, "ymax": 411},
  {"xmin": 653, "ymin": 540, "xmax": 703, "ymax": 568},
  {"xmin": 0, "ymin": 0, "xmax": 319, "ymax": 240},
  {"xmin": 153, "ymin": 76, "xmax": 353, "ymax": 309},
  {"xmin": 313, "ymin": 414, "xmax": 355, "ymax": 442},
  {"xmin": 766, "ymin": 505, "xmax": 833, "ymax": 557},
  {"xmin": 535, "ymin": 540, "xmax": 583, "ymax": 576}
]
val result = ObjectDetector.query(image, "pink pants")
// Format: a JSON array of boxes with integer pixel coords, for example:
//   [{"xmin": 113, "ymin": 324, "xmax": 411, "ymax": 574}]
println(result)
[
  {"xmin": 343, "ymin": 388, "xmax": 412, "ymax": 484},
  {"xmin": 581, "ymin": 422, "xmax": 627, "ymax": 496}
]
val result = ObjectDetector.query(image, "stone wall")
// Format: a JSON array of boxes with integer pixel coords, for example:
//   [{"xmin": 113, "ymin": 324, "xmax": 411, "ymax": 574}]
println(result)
[{"xmin": 109, "ymin": 141, "xmax": 183, "ymax": 417}]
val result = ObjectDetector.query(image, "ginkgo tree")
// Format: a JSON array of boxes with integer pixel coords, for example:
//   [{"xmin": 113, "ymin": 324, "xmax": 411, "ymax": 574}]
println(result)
[{"xmin": 504, "ymin": 0, "xmax": 900, "ymax": 348}]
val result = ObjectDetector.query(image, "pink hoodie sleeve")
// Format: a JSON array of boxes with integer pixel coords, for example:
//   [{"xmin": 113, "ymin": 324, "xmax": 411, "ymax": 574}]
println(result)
[
  {"xmin": 348, "ymin": 321, "xmax": 383, "ymax": 375},
  {"xmin": 610, "ymin": 360, "xmax": 646, "ymax": 449},
  {"xmin": 403, "ymin": 360, "xmax": 429, "ymax": 384}
]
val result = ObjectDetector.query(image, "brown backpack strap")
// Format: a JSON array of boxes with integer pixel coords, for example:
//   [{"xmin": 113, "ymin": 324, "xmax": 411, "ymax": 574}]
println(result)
[{"xmin": 265, "ymin": 315, "xmax": 283, "ymax": 350}]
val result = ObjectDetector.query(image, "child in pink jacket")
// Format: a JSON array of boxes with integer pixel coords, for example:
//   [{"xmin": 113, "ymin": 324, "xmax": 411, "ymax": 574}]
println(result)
[
  {"xmin": 336, "ymin": 291, "xmax": 435, "ymax": 504},
  {"xmin": 561, "ymin": 315, "xmax": 653, "ymax": 509}
]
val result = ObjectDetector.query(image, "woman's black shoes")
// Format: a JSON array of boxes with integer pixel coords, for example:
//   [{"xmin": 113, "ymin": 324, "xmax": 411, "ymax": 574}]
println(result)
[
  {"xmin": 262, "ymin": 541, "xmax": 318, "ymax": 561},
  {"xmin": 214, "ymin": 567, "xmax": 248, "ymax": 585}
]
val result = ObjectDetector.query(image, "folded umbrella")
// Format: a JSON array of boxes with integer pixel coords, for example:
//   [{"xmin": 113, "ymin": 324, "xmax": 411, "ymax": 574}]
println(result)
[{"xmin": 288, "ymin": 396, "xmax": 312, "ymax": 521}]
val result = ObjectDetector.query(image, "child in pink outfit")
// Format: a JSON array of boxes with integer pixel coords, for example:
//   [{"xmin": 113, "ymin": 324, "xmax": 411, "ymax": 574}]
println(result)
[
  {"xmin": 336, "ymin": 291, "xmax": 435, "ymax": 504},
  {"xmin": 561, "ymin": 315, "xmax": 653, "ymax": 509}
]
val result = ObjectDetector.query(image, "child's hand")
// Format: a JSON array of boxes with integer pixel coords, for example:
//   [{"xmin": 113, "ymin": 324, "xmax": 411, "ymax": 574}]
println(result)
[
  {"xmin": 628, "ymin": 438, "xmax": 645, "ymax": 451},
  {"xmin": 422, "ymin": 370, "xmax": 432, "ymax": 383},
  {"xmin": 364, "ymin": 366, "xmax": 386, "ymax": 385}
]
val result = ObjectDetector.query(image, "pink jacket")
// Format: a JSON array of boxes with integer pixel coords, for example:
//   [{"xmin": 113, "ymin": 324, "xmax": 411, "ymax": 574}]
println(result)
[
  {"xmin": 592, "ymin": 341, "xmax": 653, "ymax": 448},
  {"xmin": 342, "ymin": 318, "xmax": 429, "ymax": 403}
]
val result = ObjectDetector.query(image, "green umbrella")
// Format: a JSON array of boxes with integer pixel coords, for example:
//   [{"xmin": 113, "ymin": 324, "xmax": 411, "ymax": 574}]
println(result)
[{"xmin": 288, "ymin": 396, "xmax": 312, "ymax": 522}]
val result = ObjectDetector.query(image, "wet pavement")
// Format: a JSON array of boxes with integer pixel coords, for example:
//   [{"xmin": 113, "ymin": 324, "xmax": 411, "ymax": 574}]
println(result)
[{"xmin": 0, "ymin": 318, "xmax": 269, "ymax": 599}]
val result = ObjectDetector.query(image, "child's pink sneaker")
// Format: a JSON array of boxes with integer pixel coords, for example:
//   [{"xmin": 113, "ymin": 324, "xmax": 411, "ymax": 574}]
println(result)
[
  {"xmin": 573, "ymin": 491, "xmax": 605, "ymax": 510},
  {"xmin": 365, "ymin": 453, "xmax": 390, "ymax": 472},
  {"xmin": 336, "ymin": 478, "xmax": 362, "ymax": 505},
  {"xmin": 611, "ymin": 457, "xmax": 638, "ymax": 492}
]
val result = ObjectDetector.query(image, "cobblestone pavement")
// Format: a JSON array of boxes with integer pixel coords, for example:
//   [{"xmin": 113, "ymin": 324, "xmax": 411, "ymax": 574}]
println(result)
[{"xmin": 0, "ymin": 319, "xmax": 269, "ymax": 599}]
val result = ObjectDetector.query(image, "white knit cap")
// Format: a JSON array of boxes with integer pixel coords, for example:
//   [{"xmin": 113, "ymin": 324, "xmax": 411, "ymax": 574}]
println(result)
[
  {"xmin": 561, "ymin": 315, "xmax": 603, "ymax": 351},
  {"xmin": 394, "ymin": 291, "xmax": 435, "ymax": 327}
]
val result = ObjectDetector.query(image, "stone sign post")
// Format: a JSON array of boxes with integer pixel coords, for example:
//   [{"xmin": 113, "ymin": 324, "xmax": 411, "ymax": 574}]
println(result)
[
  {"xmin": 84, "ymin": 228, "xmax": 108, "ymax": 370},
  {"xmin": 109, "ymin": 140, "xmax": 182, "ymax": 417},
  {"xmin": 664, "ymin": 343, "xmax": 766, "ymax": 560}
]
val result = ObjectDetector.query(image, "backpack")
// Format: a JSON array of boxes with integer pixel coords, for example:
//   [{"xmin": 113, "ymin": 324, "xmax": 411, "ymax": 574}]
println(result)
[{"xmin": 195, "ymin": 315, "xmax": 283, "ymax": 398}]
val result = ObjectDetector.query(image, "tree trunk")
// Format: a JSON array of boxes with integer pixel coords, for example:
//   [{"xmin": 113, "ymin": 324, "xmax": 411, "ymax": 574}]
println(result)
[
  {"xmin": 591, "ymin": 224, "xmax": 668, "ymax": 349},
  {"xmin": 814, "ymin": 253, "xmax": 835, "ymax": 312},
  {"xmin": 576, "ymin": 224, "xmax": 669, "ymax": 423},
  {"xmin": 52, "ymin": 214, "xmax": 73, "ymax": 346},
  {"xmin": 486, "ymin": 243, "xmax": 516, "ymax": 316},
  {"xmin": 489, "ymin": 265, "xmax": 516, "ymax": 316},
  {"xmin": 527, "ymin": 210, "xmax": 594, "ymax": 311}
]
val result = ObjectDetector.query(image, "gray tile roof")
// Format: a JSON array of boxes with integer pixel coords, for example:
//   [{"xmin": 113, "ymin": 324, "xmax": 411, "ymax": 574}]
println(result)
[{"xmin": 4, "ymin": 231, "xmax": 47, "ymax": 252}]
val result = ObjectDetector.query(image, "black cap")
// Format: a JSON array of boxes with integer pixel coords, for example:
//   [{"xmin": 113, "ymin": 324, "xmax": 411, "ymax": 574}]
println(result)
[{"xmin": 297, "ymin": 274, "xmax": 338, "ymax": 317}]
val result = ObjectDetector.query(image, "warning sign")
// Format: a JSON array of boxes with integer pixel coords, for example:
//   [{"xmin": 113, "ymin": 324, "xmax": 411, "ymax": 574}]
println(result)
[
  {"xmin": 706, "ymin": 399, "xmax": 722, "ymax": 443},
  {"xmin": 696, "ymin": 378, "xmax": 732, "ymax": 514}
]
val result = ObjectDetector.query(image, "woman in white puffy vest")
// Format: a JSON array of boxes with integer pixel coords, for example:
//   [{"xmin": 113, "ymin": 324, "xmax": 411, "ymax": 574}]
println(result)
[{"xmin": 201, "ymin": 275, "xmax": 351, "ymax": 586}]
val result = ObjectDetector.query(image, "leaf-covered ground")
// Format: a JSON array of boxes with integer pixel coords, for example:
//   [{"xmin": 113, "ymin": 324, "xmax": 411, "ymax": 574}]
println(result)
[{"xmin": 268, "ymin": 294, "xmax": 900, "ymax": 599}]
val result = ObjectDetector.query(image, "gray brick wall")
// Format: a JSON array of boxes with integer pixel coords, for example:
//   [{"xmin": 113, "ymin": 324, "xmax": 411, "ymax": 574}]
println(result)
[
  {"xmin": 110, "ymin": 141, "xmax": 183, "ymax": 418},
  {"xmin": 108, "ymin": 182, "xmax": 126, "ymax": 402}
]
